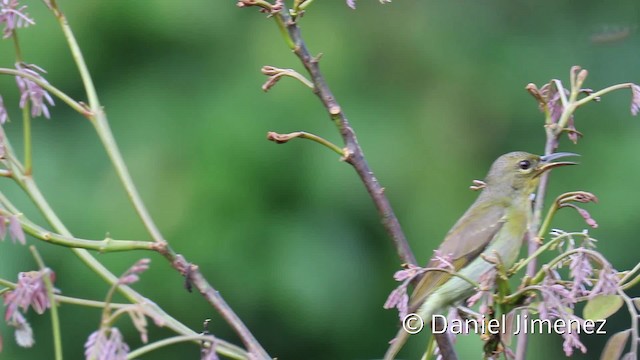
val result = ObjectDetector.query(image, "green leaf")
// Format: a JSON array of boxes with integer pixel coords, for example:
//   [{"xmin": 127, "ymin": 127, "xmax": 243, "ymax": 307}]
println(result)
[
  {"xmin": 583, "ymin": 295, "xmax": 623, "ymax": 320},
  {"xmin": 599, "ymin": 329, "xmax": 630, "ymax": 360}
]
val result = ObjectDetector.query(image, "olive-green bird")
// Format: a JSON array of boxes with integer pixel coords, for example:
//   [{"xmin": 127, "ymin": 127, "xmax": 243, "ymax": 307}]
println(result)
[{"xmin": 384, "ymin": 151, "xmax": 577, "ymax": 360}]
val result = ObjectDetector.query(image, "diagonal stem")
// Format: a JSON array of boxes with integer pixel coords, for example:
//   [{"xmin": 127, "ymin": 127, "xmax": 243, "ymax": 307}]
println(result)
[
  {"xmin": 264, "ymin": 3, "xmax": 450, "ymax": 358},
  {"xmin": 44, "ymin": 4, "xmax": 271, "ymax": 358},
  {"xmin": 30, "ymin": 246, "xmax": 63, "ymax": 360},
  {"xmin": 274, "ymin": 7, "xmax": 417, "ymax": 267}
]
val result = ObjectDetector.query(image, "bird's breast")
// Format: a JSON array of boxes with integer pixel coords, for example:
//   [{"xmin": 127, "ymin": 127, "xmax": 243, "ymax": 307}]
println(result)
[{"xmin": 498, "ymin": 204, "xmax": 531, "ymax": 266}]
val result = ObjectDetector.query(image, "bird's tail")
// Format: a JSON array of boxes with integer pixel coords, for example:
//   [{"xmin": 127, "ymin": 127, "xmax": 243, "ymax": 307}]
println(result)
[{"xmin": 383, "ymin": 294, "xmax": 443, "ymax": 360}]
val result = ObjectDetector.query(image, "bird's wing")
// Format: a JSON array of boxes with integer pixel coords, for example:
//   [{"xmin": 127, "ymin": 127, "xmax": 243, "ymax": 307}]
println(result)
[{"xmin": 408, "ymin": 201, "xmax": 506, "ymax": 311}]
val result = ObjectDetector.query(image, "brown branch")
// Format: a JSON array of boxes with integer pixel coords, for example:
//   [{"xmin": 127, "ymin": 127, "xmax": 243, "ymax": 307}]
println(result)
[
  {"xmin": 164, "ymin": 253, "xmax": 272, "ymax": 360},
  {"xmin": 267, "ymin": 5, "xmax": 460, "ymax": 360},
  {"xmin": 276, "ymin": 7, "xmax": 417, "ymax": 267},
  {"xmin": 517, "ymin": 67, "xmax": 585, "ymax": 359},
  {"xmin": 516, "ymin": 146, "xmax": 552, "ymax": 360},
  {"xmin": 433, "ymin": 317, "xmax": 459, "ymax": 360},
  {"xmin": 31, "ymin": 5, "xmax": 274, "ymax": 356}
]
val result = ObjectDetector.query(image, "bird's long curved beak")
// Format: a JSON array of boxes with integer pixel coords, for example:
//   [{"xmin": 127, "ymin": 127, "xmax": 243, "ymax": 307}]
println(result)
[{"xmin": 535, "ymin": 152, "xmax": 579, "ymax": 176}]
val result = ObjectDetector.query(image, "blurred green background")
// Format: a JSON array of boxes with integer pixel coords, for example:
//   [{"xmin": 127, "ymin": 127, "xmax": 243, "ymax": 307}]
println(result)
[{"xmin": 1, "ymin": 1, "xmax": 639, "ymax": 359}]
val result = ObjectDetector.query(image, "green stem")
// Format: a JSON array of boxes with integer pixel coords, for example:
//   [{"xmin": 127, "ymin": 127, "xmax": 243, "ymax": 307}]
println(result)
[
  {"xmin": 299, "ymin": 0, "xmax": 316, "ymax": 11},
  {"xmin": 573, "ymin": 83, "xmax": 634, "ymax": 108},
  {"xmin": 54, "ymin": 12, "xmax": 99, "ymax": 111},
  {"xmin": 274, "ymin": 16, "xmax": 295, "ymax": 49},
  {"xmin": 551, "ymin": 72, "xmax": 582, "ymax": 136},
  {"xmin": 531, "ymin": 248, "xmax": 607, "ymax": 284},
  {"xmin": 621, "ymin": 272, "xmax": 640, "ymax": 290},
  {"xmin": 44, "ymin": 6, "xmax": 265, "ymax": 359},
  {"xmin": 0, "ymin": 128, "xmax": 25, "ymax": 174},
  {"xmin": 105, "ymin": 306, "xmax": 133, "ymax": 325},
  {"xmin": 268, "ymin": 131, "xmax": 344, "ymax": 156},
  {"xmin": 11, "ymin": 32, "xmax": 34, "ymax": 174},
  {"xmin": 554, "ymin": 105, "xmax": 575, "ymax": 137},
  {"xmin": 509, "ymin": 232, "xmax": 581, "ymax": 275},
  {"xmin": 42, "ymin": 292, "xmax": 254, "ymax": 359},
  {"xmin": 42, "ymin": 11, "xmax": 166, "ymax": 243},
  {"xmin": 101, "ymin": 281, "xmax": 120, "ymax": 327},
  {"xmin": 0, "ymin": 193, "xmax": 156, "ymax": 252},
  {"xmin": 276, "ymin": 69, "xmax": 314, "ymax": 89},
  {"xmin": 620, "ymin": 288, "xmax": 639, "ymax": 356},
  {"xmin": 18, "ymin": 175, "xmax": 196, "ymax": 337},
  {"xmin": 0, "ymin": 278, "xmax": 15, "ymax": 288},
  {"xmin": 127, "ymin": 334, "xmax": 245, "ymax": 360},
  {"xmin": 501, "ymin": 285, "xmax": 542, "ymax": 305},
  {"xmin": 30, "ymin": 246, "xmax": 63, "ymax": 360},
  {"xmin": 93, "ymin": 115, "xmax": 168, "ymax": 242},
  {"xmin": 298, "ymin": 132, "xmax": 343, "ymax": 155},
  {"xmin": 12, "ymin": 30, "xmax": 23, "ymax": 61},
  {"xmin": 518, "ymin": 74, "xmax": 573, "ymax": 359},
  {"xmin": 22, "ymin": 105, "xmax": 32, "ymax": 175},
  {"xmin": 620, "ymin": 262, "xmax": 640, "ymax": 284},
  {"xmin": 423, "ymin": 336, "xmax": 437, "ymax": 360},
  {"xmin": 537, "ymin": 196, "xmax": 559, "ymax": 241},
  {"xmin": 418, "ymin": 267, "xmax": 480, "ymax": 289},
  {"xmin": 271, "ymin": 3, "xmax": 417, "ymax": 266},
  {"xmin": 54, "ymin": 295, "xmax": 129, "ymax": 309},
  {"xmin": 553, "ymin": 82, "xmax": 634, "ymax": 136}
]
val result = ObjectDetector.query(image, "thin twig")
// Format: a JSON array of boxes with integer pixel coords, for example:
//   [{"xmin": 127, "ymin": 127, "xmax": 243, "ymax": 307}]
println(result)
[
  {"xmin": 619, "ymin": 288, "xmax": 639, "ymax": 357},
  {"xmin": 516, "ymin": 68, "xmax": 584, "ymax": 359},
  {"xmin": 56, "ymin": 293, "xmax": 246, "ymax": 359},
  {"xmin": 267, "ymin": 131, "xmax": 345, "ymax": 156},
  {"xmin": 127, "ymin": 334, "xmax": 220, "ymax": 359},
  {"xmin": 274, "ymin": 4, "xmax": 417, "ymax": 267},
  {"xmin": 516, "ymin": 105, "xmax": 557, "ymax": 360},
  {"xmin": 30, "ymin": 246, "xmax": 63, "ymax": 360},
  {"xmin": 433, "ymin": 317, "xmax": 458, "ymax": 360},
  {"xmin": 0, "ymin": 104, "xmax": 256, "ymax": 358},
  {"xmin": 169, "ymin": 258, "xmax": 271, "ymax": 359},
  {"xmin": 263, "ymin": 4, "xmax": 457, "ymax": 359},
  {"xmin": 0, "ymin": 68, "xmax": 90, "ymax": 117},
  {"xmin": 9, "ymin": 213, "xmax": 157, "ymax": 253},
  {"xmin": 43, "ymin": 4, "xmax": 272, "ymax": 358}
]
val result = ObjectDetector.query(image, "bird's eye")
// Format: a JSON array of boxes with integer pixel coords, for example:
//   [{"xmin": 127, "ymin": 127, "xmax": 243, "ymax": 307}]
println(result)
[{"xmin": 518, "ymin": 160, "xmax": 531, "ymax": 170}]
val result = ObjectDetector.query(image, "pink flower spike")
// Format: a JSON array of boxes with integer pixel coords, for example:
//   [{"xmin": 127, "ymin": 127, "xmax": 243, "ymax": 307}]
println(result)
[
  {"xmin": 631, "ymin": 84, "xmax": 640, "ymax": 116},
  {"xmin": 9, "ymin": 311, "xmax": 33, "ymax": 348},
  {"xmin": 576, "ymin": 207, "xmax": 598, "ymax": 229},
  {"xmin": 15, "ymin": 63, "xmax": 55, "ymax": 119},
  {"xmin": 118, "ymin": 258, "xmax": 151, "ymax": 285},
  {"xmin": 0, "ymin": 215, "xmax": 7, "ymax": 240},
  {"xmin": 8, "ymin": 214, "xmax": 25, "ymax": 245},
  {"xmin": 4, "ymin": 270, "xmax": 53, "ymax": 326},
  {"xmin": 0, "ymin": 0, "xmax": 35, "ymax": 39},
  {"xmin": 84, "ymin": 328, "xmax": 129, "ymax": 360},
  {"xmin": 431, "ymin": 250, "xmax": 454, "ymax": 270},
  {"xmin": 0, "ymin": 95, "xmax": 8, "ymax": 124}
]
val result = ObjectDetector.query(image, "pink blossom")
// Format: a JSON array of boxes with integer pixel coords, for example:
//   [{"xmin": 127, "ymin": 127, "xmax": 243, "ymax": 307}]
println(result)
[
  {"xmin": 4, "ymin": 270, "xmax": 53, "ymax": 323},
  {"xmin": 118, "ymin": 258, "xmax": 151, "ymax": 285},
  {"xmin": 84, "ymin": 328, "xmax": 129, "ymax": 360},
  {"xmin": 15, "ymin": 63, "xmax": 54, "ymax": 119},
  {"xmin": 0, "ymin": 0, "xmax": 34, "ymax": 39}
]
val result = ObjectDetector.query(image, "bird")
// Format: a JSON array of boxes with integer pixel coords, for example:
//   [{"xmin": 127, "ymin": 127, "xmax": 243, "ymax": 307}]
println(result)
[{"xmin": 384, "ymin": 151, "xmax": 577, "ymax": 359}]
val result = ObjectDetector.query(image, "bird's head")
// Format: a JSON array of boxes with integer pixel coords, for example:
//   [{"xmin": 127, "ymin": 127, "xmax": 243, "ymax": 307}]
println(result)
[{"xmin": 484, "ymin": 151, "xmax": 578, "ymax": 195}]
